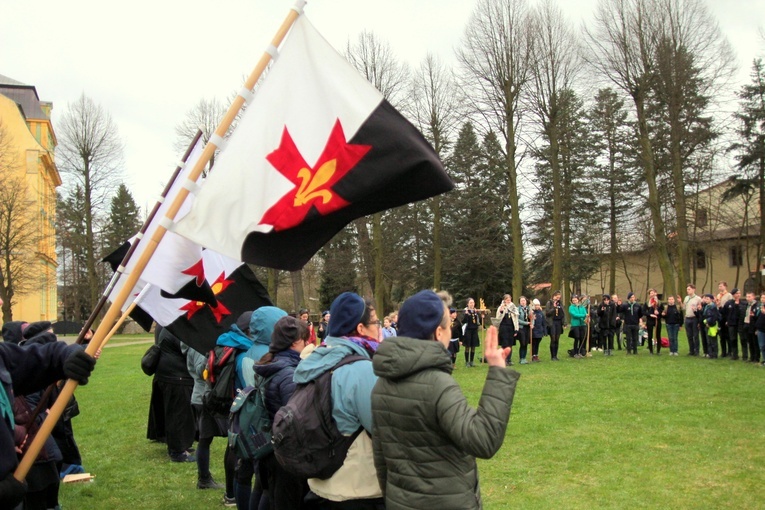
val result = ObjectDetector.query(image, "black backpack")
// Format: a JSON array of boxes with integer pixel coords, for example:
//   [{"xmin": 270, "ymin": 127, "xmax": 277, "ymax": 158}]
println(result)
[
  {"xmin": 271, "ymin": 354, "xmax": 368, "ymax": 480},
  {"xmin": 203, "ymin": 345, "xmax": 239, "ymax": 419}
]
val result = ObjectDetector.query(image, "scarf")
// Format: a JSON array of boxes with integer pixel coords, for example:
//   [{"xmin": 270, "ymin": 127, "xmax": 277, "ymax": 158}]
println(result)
[{"xmin": 346, "ymin": 335, "xmax": 380, "ymax": 357}]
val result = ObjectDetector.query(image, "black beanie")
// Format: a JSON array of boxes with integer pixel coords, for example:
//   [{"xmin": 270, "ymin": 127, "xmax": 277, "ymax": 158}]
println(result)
[{"xmin": 269, "ymin": 316, "xmax": 302, "ymax": 353}]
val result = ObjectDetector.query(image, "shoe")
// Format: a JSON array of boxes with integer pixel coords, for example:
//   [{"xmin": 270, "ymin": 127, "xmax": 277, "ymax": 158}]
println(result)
[
  {"xmin": 507, "ymin": 361, "xmax": 514, "ymax": 366},
  {"xmin": 574, "ymin": 354, "xmax": 582, "ymax": 359},
  {"xmin": 551, "ymin": 357, "xmax": 559, "ymax": 361},
  {"xmin": 223, "ymin": 495, "xmax": 236, "ymax": 507},
  {"xmin": 520, "ymin": 358, "xmax": 528, "ymax": 364},
  {"xmin": 531, "ymin": 355, "xmax": 541, "ymax": 362},
  {"xmin": 197, "ymin": 476, "xmax": 224, "ymax": 490},
  {"xmin": 704, "ymin": 354, "xmax": 709, "ymax": 358},
  {"xmin": 169, "ymin": 451, "xmax": 196, "ymax": 463},
  {"xmin": 731, "ymin": 356, "xmax": 739, "ymax": 360}
]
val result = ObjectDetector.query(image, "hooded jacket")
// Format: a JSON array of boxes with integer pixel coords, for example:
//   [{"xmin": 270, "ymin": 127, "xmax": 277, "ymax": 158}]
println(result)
[
  {"xmin": 371, "ymin": 337, "xmax": 520, "ymax": 510},
  {"xmin": 217, "ymin": 306, "xmax": 287, "ymax": 389}
]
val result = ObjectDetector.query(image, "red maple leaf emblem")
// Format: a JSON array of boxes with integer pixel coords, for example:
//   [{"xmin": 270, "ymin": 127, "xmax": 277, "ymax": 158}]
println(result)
[
  {"xmin": 179, "ymin": 271, "xmax": 234, "ymax": 323},
  {"xmin": 259, "ymin": 119, "xmax": 371, "ymax": 231}
]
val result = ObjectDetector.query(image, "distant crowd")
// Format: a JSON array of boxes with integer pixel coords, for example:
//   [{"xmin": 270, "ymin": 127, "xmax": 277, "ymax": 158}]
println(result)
[{"xmin": 446, "ymin": 281, "xmax": 765, "ymax": 366}]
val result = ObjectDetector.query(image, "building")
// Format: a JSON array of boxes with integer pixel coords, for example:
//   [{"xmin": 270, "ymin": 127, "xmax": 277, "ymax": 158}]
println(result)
[
  {"xmin": 580, "ymin": 180, "xmax": 762, "ymax": 300},
  {"xmin": 0, "ymin": 74, "xmax": 60, "ymax": 321}
]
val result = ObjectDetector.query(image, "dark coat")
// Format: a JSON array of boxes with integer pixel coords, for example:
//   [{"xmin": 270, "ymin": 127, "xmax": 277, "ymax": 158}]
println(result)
[
  {"xmin": 642, "ymin": 300, "xmax": 664, "ymax": 325},
  {"xmin": 371, "ymin": 337, "xmax": 519, "ymax": 510},
  {"xmin": 619, "ymin": 301, "xmax": 643, "ymax": 326},
  {"xmin": 253, "ymin": 349, "xmax": 301, "ymax": 418},
  {"xmin": 154, "ymin": 328, "xmax": 193, "ymax": 385},
  {"xmin": 597, "ymin": 302, "xmax": 617, "ymax": 329},
  {"xmin": 663, "ymin": 304, "xmax": 683, "ymax": 325},
  {"xmin": 0, "ymin": 341, "xmax": 76, "ymax": 481}
]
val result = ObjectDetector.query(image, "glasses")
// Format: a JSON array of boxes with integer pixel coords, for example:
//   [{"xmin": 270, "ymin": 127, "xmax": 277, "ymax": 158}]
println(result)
[{"xmin": 366, "ymin": 320, "xmax": 381, "ymax": 327}]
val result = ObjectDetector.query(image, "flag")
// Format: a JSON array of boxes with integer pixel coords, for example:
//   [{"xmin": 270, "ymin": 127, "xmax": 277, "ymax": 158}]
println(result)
[
  {"xmin": 102, "ymin": 244, "xmax": 272, "ymax": 354},
  {"xmin": 173, "ymin": 14, "xmax": 454, "ymax": 271}
]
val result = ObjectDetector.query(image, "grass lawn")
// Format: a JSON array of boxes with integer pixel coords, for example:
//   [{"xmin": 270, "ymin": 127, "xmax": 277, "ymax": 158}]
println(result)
[{"xmin": 58, "ymin": 330, "xmax": 764, "ymax": 509}]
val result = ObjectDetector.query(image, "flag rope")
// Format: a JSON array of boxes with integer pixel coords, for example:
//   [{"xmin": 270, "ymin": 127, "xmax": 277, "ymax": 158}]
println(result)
[{"xmin": 14, "ymin": 6, "xmax": 302, "ymax": 481}]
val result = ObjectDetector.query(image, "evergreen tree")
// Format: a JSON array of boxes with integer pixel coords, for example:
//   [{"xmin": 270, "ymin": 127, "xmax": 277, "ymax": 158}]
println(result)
[
  {"xmin": 103, "ymin": 183, "xmax": 142, "ymax": 253},
  {"xmin": 441, "ymin": 122, "xmax": 508, "ymax": 307},
  {"xmin": 317, "ymin": 226, "xmax": 358, "ymax": 311},
  {"xmin": 729, "ymin": 58, "xmax": 765, "ymax": 288}
]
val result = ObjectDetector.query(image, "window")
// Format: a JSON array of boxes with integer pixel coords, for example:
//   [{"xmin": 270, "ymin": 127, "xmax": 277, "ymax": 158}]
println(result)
[
  {"xmin": 695, "ymin": 207, "xmax": 708, "ymax": 228},
  {"xmin": 729, "ymin": 246, "xmax": 743, "ymax": 267},
  {"xmin": 695, "ymin": 249, "xmax": 706, "ymax": 270}
]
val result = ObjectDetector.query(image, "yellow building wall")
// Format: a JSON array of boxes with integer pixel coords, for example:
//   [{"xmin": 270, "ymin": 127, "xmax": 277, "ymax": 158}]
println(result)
[{"xmin": 0, "ymin": 93, "xmax": 60, "ymax": 321}]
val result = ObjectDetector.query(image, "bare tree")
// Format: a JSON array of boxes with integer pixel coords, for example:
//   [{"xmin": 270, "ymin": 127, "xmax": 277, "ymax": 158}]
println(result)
[
  {"xmin": 0, "ymin": 122, "xmax": 41, "ymax": 321},
  {"xmin": 346, "ymin": 31, "xmax": 411, "ymax": 312},
  {"xmin": 457, "ymin": 0, "xmax": 534, "ymax": 301},
  {"xmin": 174, "ymin": 96, "xmax": 228, "ymax": 171},
  {"xmin": 529, "ymin": 0, "xmax": 582, "ymax": 297},
  {"xmin": 57, "ymin": 93, "xmax": 124, "ymax": 315},
  {"xmin": 650, "ymin": 0, "xmax": 735, "ymax": 292},
  {"xmin": 584, "ymin": 0, "xmax": 679, "ymax": 295},
  {"xmin": 409, "ymin": 54, "xmax": 461, "ymax": 289}
]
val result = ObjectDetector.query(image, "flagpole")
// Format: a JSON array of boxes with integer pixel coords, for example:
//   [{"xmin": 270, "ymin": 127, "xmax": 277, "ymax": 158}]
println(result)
[
  {"xmin": 14, "ymin": 3, "xmax": 305, "ymax": 481},
  {"xmin": 96, "ymin": 286, "xmax": 151, "ymax": 351}
]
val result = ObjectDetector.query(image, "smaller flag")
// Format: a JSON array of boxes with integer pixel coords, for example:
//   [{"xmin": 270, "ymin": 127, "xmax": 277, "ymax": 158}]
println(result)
[{"xmin": 102, "ymin": 244, "xmax": 272, "ymax": 354}]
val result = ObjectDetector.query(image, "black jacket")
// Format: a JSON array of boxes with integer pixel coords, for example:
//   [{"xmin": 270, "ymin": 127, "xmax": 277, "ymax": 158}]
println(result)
[
  {"xmin": 597, "ymin": 302, "xmax": 617, "ymax": 329},
  {"xmin": 663, "ymin": 304, "xmax": 683, "ymax": 325},
  {"xmin": 619, "ymin": 301, "xmax": 643, "ymax": 326}
]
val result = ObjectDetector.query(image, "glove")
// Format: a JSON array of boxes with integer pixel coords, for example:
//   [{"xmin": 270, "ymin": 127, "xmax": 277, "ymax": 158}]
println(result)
[
  {"xmin": 63, "ymin": 349, "xmax": 96, "ymax": 385},
  {"xmin": 0, "ymin": 475, "xmax": 27, "ymax": 508}
]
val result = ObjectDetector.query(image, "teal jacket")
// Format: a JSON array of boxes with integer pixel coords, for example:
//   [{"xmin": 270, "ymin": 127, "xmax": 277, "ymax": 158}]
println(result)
[
  {"xmin": 568, "ymin": 304, "xmax": 588, "ymax": 327},
  {"xmin": 293, "ymin": 336, "xmax": 376, "ymax": 434}
]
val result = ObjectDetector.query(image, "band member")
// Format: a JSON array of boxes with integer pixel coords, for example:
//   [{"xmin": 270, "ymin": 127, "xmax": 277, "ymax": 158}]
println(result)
[
  {"xmin": 545, "ymin": 291, "xmax": 565, "ymax": 361},
  {"xmin": 643, "ymin": 289, "xmax": 664, "ymax": 355},
  {"xmin": 462, "ymin": 298, "xmax": 483, "ymax": 367},
  {"xmin": 496, "ymin": 294, "xmax": 518, "ymax": 365}
]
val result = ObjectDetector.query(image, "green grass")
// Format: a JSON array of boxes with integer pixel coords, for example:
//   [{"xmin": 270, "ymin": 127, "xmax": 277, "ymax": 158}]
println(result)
[{"xmin": 58, "ymin": 332, "xmax": 764, "ymax": 509}]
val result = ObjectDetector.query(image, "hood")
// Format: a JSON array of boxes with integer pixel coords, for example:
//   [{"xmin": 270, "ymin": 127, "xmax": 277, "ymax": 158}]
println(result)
[
  {"xmin": 253, "ymin": 349, "xmax": 301, "ymax": 379},
  {"xmin": 21, "ymin": 331, "xmax": 58, "ymax": 346},
  {"xmin": 250, "ymin": 306, "xmax": 287, "ymax": 345},
  {"xmin": 216, "ymin": 327, "xmax": 254, "ymax": 350},
  {"xmin": 2, "ymin": 321, "xmax": 27, "ymax": 344},
  {"xmin": 293, "ymin": 336, "xmax": 369, "ymax": 384},
  {"xmin": 372, "ymin": 336, "xmax": 452, "ymax": 380}
]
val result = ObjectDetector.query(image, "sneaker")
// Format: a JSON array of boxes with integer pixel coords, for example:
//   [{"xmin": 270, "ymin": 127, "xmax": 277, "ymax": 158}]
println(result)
[
  {"xmin": 507, "ymin": 361, "xmax": 514, "ymax": 366},
  {"xmin": 169, "ymin": 451, "xmax": 196, "ymax": 463},
  {"xmin": 197, "ymin": 476, "xmax": 224, "ymax": 490},
  {"xmin": 551, "ymin": 357, "xmax": 559, "ymax": 361},
  {"xmin": 520, "ymin": 358, "xmax": 528, "ymax": 364},
  {"xmin": 573, "ymin": 354, "xmax": 582, "ymax": 359},
  {"xmin": 223, "ymin": 495, "xmax": 236, "ymax": 507}
]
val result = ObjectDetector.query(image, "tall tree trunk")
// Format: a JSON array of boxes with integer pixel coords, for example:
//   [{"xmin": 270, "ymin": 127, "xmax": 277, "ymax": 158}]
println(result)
[
  {"xmin": 354, "ymin": 219, "xmax": 375, "ymax": 293},
  {"xmin": 506, "ymin": 113, "xmax": 523, "ymax": 301},
  {"xmin": 267, "ymin": 268, "xmax": 279, "ymax": 304},
  {"xmin": 83, "ymin": 166, "xmax": 98, "ymax": 315},
  {"xmin": 670, "ymin": 119, "xmax": 690, "ymax": 293},
  {"xmin": 550, "ymin": 127, "xmax": 563, "ymax": 296},
  {"xmin": 635, "ymin": 97, "xmax": 676, "ymax": 296},
  {"xmin": 373, "ymin": 212, "xmax": 384, "ymax": 313},
  {"xmin": 290, "ymin": 270, "xmax": 305, "ymax": 313},
  {"xmin": 432, "ymin": 196, "xmax": 442, "ymax": 289},
  {"xmin": 760, "ymin": 158, "xmax": 765, "ymax": 292}
]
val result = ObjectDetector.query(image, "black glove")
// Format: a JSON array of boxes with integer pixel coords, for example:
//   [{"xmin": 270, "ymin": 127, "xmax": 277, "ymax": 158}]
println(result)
[
  {"xmin": 0, "ymin": 475, "xmax": 27, "ymax": 508},
  {"xmin": 63, "ymin": 349, "xmax": 96, "ymax": 385}
]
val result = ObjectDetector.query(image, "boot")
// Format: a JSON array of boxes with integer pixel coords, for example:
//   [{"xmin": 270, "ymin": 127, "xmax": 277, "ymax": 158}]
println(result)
[{"xmin": 197, "ymin": 475, "xmax": 224, "ymax": 490}]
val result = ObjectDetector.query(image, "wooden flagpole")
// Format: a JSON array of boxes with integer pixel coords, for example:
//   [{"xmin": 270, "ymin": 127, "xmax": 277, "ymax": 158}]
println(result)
[
  {"xmin": 15, "ymin": 4, "xmax": 304, "ymax": 481},
  {"xmin": 20, "ymin": 132, "xmax": 204, "ymax": 438}
]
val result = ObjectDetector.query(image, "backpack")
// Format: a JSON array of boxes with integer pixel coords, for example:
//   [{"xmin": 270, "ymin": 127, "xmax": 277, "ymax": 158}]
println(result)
[
  {"xmin": 203, "ymin": 345, "xmax": 239, "ymax": 418},
  {"xmin": 228, "ymin": 374, "xmax": 275, "ymax": 460},
  {"xmin": 271, "ymin": 354, "xmax": 368, "ymax": 480}
]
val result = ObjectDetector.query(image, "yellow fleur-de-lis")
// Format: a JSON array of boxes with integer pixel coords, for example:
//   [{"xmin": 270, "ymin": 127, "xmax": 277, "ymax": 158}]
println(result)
[{"xmin": 294, "ymin": 159, "xmax": 336, "ymax": 207}]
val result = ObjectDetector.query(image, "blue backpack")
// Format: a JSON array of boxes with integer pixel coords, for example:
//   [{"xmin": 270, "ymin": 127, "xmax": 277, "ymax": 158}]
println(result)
[{"xmin": 228, "ymin": 374, "xmax": 275, "ymax": 460}]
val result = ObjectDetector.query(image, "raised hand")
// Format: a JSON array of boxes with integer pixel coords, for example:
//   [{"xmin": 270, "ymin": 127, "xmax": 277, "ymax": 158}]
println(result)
[{"xmin": 483, "ymin": 326, "xmax": 511, "ymax": 367}]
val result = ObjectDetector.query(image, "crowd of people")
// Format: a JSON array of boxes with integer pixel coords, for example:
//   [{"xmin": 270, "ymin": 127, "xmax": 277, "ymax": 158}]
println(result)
[
  {"xmin": 443, "ymin": 281, "xmax": 765, "ymax": 366},
  {"xmin": 141, "ymin": 289, "xmax": 520, "ymax": 510}
]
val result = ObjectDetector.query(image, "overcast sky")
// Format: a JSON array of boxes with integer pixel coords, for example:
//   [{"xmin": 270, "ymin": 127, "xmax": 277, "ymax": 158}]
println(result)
[{"xmin": 2, "ymin": 0, "xmax": 763, "ymax": 212}]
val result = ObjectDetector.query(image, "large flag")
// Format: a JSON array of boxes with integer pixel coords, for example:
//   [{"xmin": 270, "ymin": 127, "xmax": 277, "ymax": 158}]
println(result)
[
  {"xmin": 103, "ymin": 244, "xmax": 272, "ymax": 353},
  {"xmin": 173, "ymin": 14, "xmax": 453, "ymax": 271}
]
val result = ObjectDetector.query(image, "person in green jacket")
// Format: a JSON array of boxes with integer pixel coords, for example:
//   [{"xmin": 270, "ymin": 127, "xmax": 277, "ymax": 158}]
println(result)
[
  {"xmin": 371, "ymin": 290, "xmax": 520, "ymax": 510},
  {"xmin": 568, "ymin": 295, "xmax": 589, "ymax": 358}
]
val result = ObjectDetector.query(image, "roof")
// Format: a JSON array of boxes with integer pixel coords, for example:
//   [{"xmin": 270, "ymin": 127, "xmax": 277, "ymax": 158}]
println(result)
[
  {"xmin": 0, "ymin": 73, "xmax": 28, "ymax": 87},
  {"xmin": 0, "ymin": 73, "xmax": 46, "ymax": 120}
]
